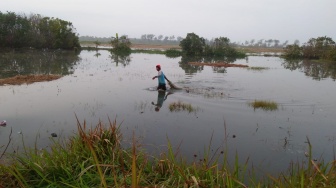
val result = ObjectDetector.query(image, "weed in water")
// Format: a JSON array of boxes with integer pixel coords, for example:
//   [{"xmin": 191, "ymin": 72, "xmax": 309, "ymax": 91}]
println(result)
[
  {"xmin": 168, "ymin": 101, "xmax": 199, "ymax": 113},
  {"xmin": 249, "ymin": 100, "xmax": 278, "ymax": 111}
]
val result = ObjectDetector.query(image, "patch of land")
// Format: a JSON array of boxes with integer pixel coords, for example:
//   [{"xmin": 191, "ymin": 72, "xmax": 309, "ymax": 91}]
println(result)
[
  {"xmin": 80, "ymin": 42, "xmax": 180, "ymax": 50},
  {"xmin": 188, "ymin": 62, "xmax": 249, "ymax": 68},
  {"xmin": 131, "ymin": 44, "xmax": 180, "ymax": 50},
  {"xmin": 237, "ymin": 46, "xmax": 284, "ymax": 53},
  {"xmin": 0, "ymin": 75, "xmax": 62, "ymax": 86},
  {"xmin": 80, "ymin": 41, "xmax": 284, "ymax": 53}
]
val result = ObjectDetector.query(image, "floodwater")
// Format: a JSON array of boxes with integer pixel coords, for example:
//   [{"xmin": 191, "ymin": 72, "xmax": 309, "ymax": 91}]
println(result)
[{"xmin": 1, "ymin": 50, "xmax": 336, "ymax": 176}]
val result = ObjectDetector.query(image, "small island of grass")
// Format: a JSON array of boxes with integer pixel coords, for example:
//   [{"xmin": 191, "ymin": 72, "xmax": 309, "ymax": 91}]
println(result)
[
  {"xmin": 0, "ymin": 75, "xmax": 62, "ymax": 86},
  {"xmin": 249, "ymin": 100, "xmax": 278, "ymax": 111}
]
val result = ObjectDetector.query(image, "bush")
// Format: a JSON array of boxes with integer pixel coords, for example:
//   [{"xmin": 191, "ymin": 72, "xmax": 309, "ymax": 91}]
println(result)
[{"xmin": 283, "ymin": 44, "xmax": 302, "ymax": 58}]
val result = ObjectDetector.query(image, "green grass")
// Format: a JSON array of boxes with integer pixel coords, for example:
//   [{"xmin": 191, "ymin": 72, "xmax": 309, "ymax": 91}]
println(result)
[
  {"xmin": 165, "ymin": 48, "xmax": 182, "ymax": 58},
  {"xmin": 249, "ymin": 100, "xmax": 278, "ymax": 111},
  {"xmin": 131, "ymin": 49, "xmax": 166, "ymax": 54},
  {"xmin": 1, "ymin": 118, "xmax": 336, "ymax": 187},
  {"xmin": 247, "ymin": 66, "xmax": 270, "ymax": 71},
  {"xmin": 168, "ymin": 101, "xmax": 199, "ymax": 113}
]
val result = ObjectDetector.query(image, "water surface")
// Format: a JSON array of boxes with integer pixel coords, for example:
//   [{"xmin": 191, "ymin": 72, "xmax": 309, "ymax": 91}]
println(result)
[{"xmin": 1, "ymin": 50, "xmax": 335, "ymax": 176}]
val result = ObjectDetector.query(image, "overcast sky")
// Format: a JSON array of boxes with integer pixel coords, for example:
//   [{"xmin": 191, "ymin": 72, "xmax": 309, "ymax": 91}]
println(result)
[{"xmin": 1, "ymin": 0, "xmax": 335, "ymax": 44}]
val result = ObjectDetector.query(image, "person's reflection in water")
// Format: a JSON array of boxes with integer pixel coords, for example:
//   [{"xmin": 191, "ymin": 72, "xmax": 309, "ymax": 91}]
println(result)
[{"xmin": 152, "ymin": 91, "xmax": 172, "ymax": 112}]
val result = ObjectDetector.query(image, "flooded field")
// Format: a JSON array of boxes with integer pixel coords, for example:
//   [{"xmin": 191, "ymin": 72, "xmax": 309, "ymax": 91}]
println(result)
[{"xmin": 1, "ymin": 50, "xmax": 336, "ymax": 176}]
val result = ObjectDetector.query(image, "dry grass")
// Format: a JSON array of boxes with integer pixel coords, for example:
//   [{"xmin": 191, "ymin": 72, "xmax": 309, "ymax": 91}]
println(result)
[{"xmin": 0, "ymin": 75, "xmax": 62, "ymax": 86}]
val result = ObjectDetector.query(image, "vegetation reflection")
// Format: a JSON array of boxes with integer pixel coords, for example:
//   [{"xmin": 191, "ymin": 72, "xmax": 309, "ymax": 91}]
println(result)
[
  {"xmin": 282, "ymin": 59, "xmax": 336, "ymax": 81},
  {"xmin": 0, "ymin": 50, "xmax": 80, "ymax": 79}
]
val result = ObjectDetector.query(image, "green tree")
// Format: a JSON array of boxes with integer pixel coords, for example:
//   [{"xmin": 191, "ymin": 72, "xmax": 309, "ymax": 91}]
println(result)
[
  {"xmin": 283, "ymin": 44, "xmax": 302, "ymax": 59},
  {"xmin": 302, "ymin": 36, "xmax": 336, "ymax": 60},
  {"xmin": 179, "ymin": 33, "xmax": 206, "ymax": 56},
  {"xmin": 212, "ymin": 37, "xmax": 230, "ymax": 56},
  {"xmin": 0, "ymin": 11, "xmax": 80, "ymax": 50},
  {"xmin": 110, "ymin": 33, "xmax": 131, "ymax": 54}
]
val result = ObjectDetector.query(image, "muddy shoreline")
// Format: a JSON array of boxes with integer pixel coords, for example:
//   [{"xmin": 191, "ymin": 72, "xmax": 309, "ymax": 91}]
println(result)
[{"xmin": 0, "ymin": 75, "xmax": 62, "ymax": 86}]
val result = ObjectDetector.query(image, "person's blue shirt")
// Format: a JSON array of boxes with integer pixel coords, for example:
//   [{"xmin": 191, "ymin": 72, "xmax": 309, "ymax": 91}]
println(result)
[{"xmin": 158, "ymin": 70, "xmax": 165, "ymax": 85}]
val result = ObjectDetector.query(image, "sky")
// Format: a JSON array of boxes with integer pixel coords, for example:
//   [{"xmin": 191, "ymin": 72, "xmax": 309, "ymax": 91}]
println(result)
[{"xmin": 1, "ymin": 0, "xmax": 336, "ymax": 44}]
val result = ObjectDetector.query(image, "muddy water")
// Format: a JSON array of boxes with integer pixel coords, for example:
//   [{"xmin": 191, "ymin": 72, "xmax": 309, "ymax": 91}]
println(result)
[{"xmin": 1, "ymin": 50, "xmax": 336, "ymax": 176}]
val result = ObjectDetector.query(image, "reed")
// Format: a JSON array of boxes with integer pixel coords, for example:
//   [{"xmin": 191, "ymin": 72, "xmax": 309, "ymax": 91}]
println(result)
[{"xmin": 1, "ymin": 119, "xmax": 336, "ymax": 187}]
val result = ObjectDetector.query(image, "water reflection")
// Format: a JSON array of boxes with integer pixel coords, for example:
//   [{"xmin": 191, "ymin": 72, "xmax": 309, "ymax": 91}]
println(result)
[
  {"xmin": 282, "ymin": 59, "xmax": 336, "ymax": 81},
  {"xmin": 179, "ymin": 55, "xmax": 241, "ymax": 74},
  {"xmin": 151, "ymin": 91, "xmax": 172, "ymax": 112},
  {"xmin": 0, "ymin": 50, "xmax": 80, "ymax": 79},
  {"xmin": 94, "ymin": 50, "xmax": 101, "ymax": 58},
  {"xmin": 179, "ymin": 56, "xmax": 204, "ymax": 74},
  {"xmin": 109, "ymin": 51, "xmax": 131, "ymax": 67}
]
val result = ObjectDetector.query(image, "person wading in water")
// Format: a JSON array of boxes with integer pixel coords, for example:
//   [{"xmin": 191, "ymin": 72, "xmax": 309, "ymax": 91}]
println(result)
[{"xmin": 152, "ymin": 64, "xmax": 170, "ymax": 91}]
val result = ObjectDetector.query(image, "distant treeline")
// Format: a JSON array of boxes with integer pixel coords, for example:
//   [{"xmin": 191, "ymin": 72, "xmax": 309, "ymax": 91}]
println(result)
[
  {"xmin": 79, "ymin": 35, "xmax": 181, "ymax": 45},
  {"xmin": 0, "ymin": 11, "xmax": 80, "ymax": 50},
  {"xmin": 80, "ymin": 35, "xmax": 294, "ymax": 48}
]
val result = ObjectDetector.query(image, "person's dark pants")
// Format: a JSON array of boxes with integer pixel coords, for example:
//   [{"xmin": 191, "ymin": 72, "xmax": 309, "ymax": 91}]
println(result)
[{"xmin": 157, "ymin": 84, "xmax": 166, "ymax": 90}]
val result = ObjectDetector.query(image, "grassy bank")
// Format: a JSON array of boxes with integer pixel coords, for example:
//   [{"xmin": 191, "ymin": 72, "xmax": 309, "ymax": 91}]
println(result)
[{"xmin": 0, "ymin": 118, "xmax": 335, "ymax": 187}]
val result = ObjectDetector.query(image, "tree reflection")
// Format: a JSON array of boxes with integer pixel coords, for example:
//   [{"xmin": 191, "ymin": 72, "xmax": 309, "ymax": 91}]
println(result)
[
  {"xmin": 0, "ymin": 50, "xmax": 80, "ymax": 79},
  {"xmin": 94, "ymin": 50, "xmax": 101, "ymax": 58},
  {"xmin": 109, "ymin": 51, "xmax": 131, "ymax": 67},
  {"xmin": 179, "ymin": 55, "xmax": 239, "ymax": 74},
  {"xmin": 282, "ymin": 59, "xmax": 336, "ymax": 81},
  {"xmin": 179, "ymin": 56, "xmax": 204, "ymax": 74}
]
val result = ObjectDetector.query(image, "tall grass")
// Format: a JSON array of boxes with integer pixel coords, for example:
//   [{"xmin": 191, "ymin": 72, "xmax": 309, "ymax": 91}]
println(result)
[
  {"xmin": 249, "ymin": 100, "xmax": 278, "ymax": 111},
  {"xmin": 1, "ymin": 118, "xmax": 336, "ymax": 187}
]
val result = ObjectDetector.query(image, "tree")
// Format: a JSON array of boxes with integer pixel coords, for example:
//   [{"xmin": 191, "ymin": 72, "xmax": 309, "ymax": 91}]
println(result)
[
  {"xmin": 176, "ymin": 36, "xmax": 183, "ymax": 42},
  {"xmin": 294, "ymin": 40, "xmax": 300, "ymax": 45},
  {"xmin": 273, "ymin": 40, "xmax": 280, "ymax": 47},
  {"xmin": 110, "ymin": 33, "xmax": 131, "ymax": 54},
  {"xmin": 94, "ymin": 40, "xmax": 101, "ymax": 49},
  {"xmin": 141, "ymin": 34, "xmax": 146, "ymax": 40},
  {"xmin": 283, "ymin": 44, "xmax": 302, "ymax": 58},
  {"xmin": 179, "ymin": 33, "xmax": 206, "ymax": 56},
  {"xmin": 0, "ymin": 11, "xmax": 80, "ymax": 49},
  {"xmin": 257, "ymin": 39, "xmax": 264, "ymax": 47},
  {"xmin": 146, "ymin": 34, "xmax": 155, "ymax": 40},
  {"xmin": 250, "ymin": 39, "xmax": 255, "ymax": 46},
  {"xmin": 282, "ymin": 40, "xmax": 288, "ymax": 47},
  {"xmin": 302, "ymin": 36, "xmax": 336, "ymax": 60}
]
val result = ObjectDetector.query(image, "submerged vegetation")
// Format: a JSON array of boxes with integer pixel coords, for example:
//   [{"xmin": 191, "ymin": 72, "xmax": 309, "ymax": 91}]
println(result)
[
  {"xmin": 249, "ymin": 100, "xmax": 278, "ymax": 111},
  {"xmin": 0, "ymin": 119, "xmax": 335, "ymax": 187},
  {"xmin": 168, "ymin": 101, "xmax": 199, "ymax": 113}
]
